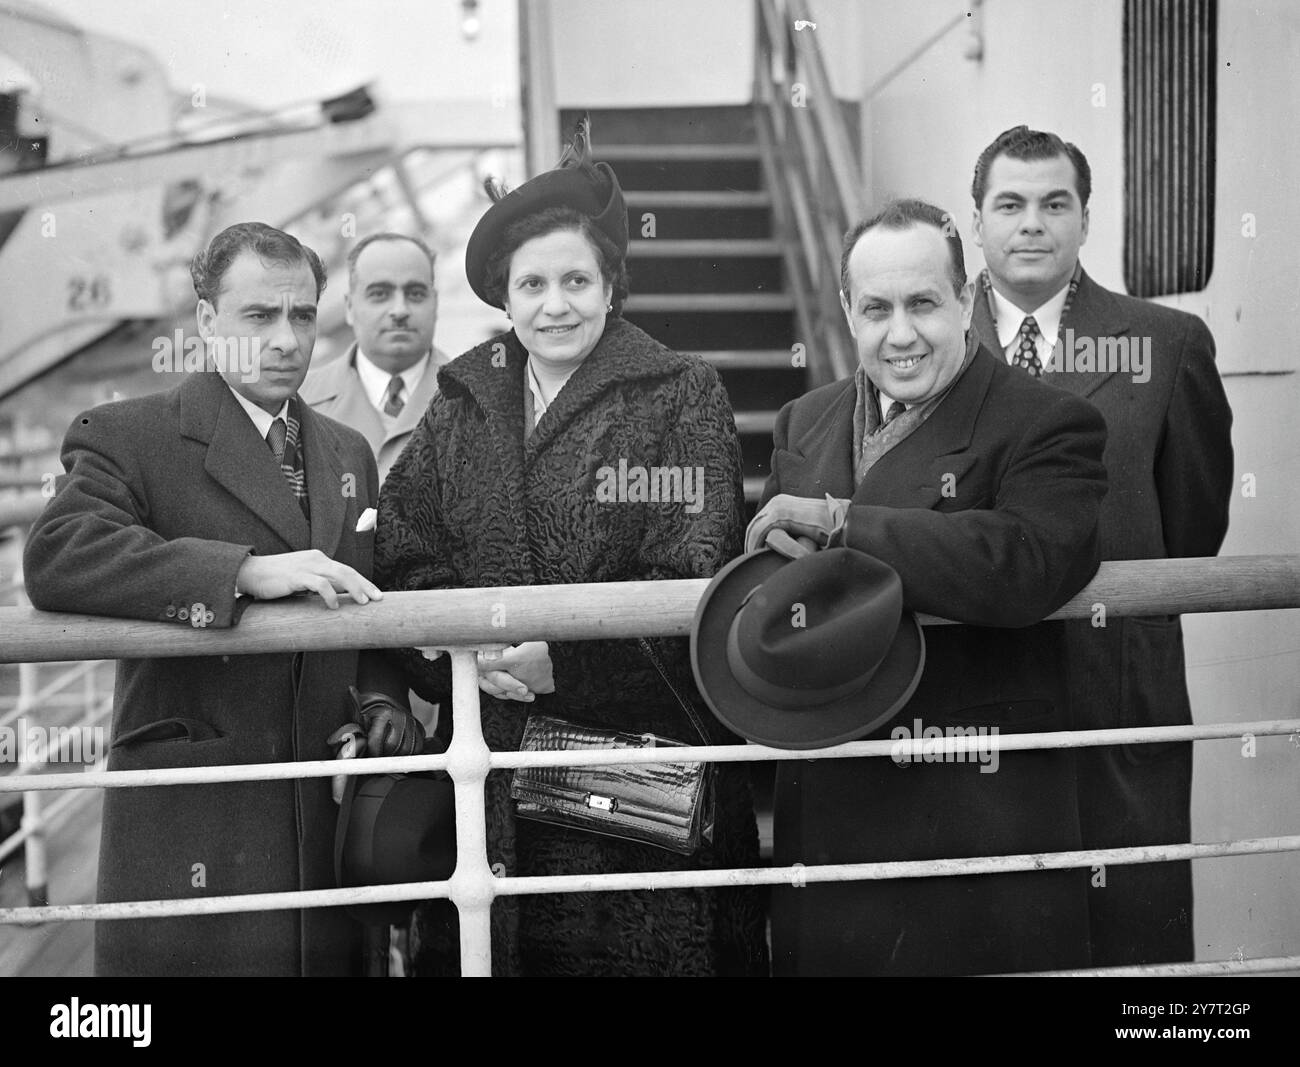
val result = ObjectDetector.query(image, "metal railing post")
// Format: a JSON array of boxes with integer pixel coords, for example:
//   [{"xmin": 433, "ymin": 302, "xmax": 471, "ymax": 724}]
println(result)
[
  {"xmin": 21, "ymin": 790, "xmax": 48, "ymax": 906},
  {"xmin": 446, "ymin": 648, "xmax": 495, "ymax": 976}
]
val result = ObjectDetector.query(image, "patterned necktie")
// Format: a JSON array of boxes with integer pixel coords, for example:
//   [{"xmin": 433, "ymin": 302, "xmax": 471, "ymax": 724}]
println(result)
[
  {"xmin": 1012, "ymin": 315, "xmax": 1044, "ymax": 377},
  {"xmin": 266, "ymin": 408, "xmax": 310, "ymax": 519},
  {"xmin": 383, "ymin": 375, "xmax": 405, "ymax": 417},
  {"xmin": 266, "ymin": 416, "xmax": 287, "ymax": 463},
  {"xmin": 883, "ymin": 400, "xmax": 907, "ymax": 426}
]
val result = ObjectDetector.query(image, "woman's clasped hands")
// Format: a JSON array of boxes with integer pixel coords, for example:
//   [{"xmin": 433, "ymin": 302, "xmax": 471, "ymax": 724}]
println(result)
[{"xmin": 476, "ymin": 641, "xmax": 556, "ymax": 702}]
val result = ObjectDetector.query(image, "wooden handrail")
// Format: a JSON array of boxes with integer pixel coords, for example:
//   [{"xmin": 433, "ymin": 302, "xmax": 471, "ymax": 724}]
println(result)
[{"xmin": 1, "ymin": 556, "xmax": 1297, "ymax": 664}]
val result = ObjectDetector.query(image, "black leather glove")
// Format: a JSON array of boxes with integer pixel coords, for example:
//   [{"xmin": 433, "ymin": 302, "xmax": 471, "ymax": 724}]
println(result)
[{"xmin": 342, "ymin": 685, "xmax": 426, "ymax": 758}]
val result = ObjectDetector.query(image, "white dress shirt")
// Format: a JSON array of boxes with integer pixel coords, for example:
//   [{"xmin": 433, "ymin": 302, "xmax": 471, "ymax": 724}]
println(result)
[
  {"xmin": 991, "ymin": 281, "xmax": 1071, "ymax": 373},
  {"xmin": 226, "ymin": 385, "xmax": 289, "ymax": 438},
  {"xmin": 355, "ymin": 348, "xmax": 430, "ymax": 419}
]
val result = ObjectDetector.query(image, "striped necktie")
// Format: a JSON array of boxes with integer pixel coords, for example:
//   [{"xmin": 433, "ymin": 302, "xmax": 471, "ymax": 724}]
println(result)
[{"xmin": 266, "ymin": 404, "xmax": 310, "ymax": 519}]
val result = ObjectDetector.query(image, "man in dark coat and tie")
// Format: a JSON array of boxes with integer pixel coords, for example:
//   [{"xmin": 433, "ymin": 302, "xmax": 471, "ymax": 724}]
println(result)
[
  {"xmin": 969, "ymin": 126, "xmax": 1234, "ymax": 966},
  {"xmin": 744, "ymin": 198, "xmax": 1108, "ymax": 975},
  {"xmin": 22, "ymin": 222, "xmax": 414, "ymax": 976}
]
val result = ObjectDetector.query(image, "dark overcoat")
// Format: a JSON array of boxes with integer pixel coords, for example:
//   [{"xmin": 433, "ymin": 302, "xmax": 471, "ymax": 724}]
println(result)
[
  {"xmin": 762, "ymin": 340, "xmax": 1108, "ymax": 976},
  {"xmin": 973, "ymin": 269, "xmax": 1234, "ymax": 964},
  {"xmin": 23, "ymin": 369, "xmax": 378, "ymax": 976},
  {"xmin": 374, "ymin": 317, "xmax": 769, "ymax": 977}
]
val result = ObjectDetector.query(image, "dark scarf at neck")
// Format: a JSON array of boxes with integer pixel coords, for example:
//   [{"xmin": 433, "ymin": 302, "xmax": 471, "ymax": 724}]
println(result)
[{"xmin": 851, "ymin": 331, "xmax": 979, "ymax": 484}]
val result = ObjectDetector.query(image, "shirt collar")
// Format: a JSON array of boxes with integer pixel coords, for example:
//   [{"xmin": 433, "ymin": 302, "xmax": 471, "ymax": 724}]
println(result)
[
  {"xmin": 226, "ymin": 382, "xmax": 289, "ymax": 439},
  {"xmin": 355, "ymin": 347, "xmax": 430, "ymax": 414},
  {"xmin": 991, "ymin": 280, "xmax": 1072, "ymax": 351}
]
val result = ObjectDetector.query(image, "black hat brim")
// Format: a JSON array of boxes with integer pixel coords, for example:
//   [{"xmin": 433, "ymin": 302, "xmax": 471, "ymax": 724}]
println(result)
[{"xmin": 691, "ymin": 549, "xmax": 926, "ymax": 751}]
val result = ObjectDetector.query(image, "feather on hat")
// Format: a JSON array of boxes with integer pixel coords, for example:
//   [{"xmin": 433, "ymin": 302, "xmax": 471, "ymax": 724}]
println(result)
[{"xmin": 465, "ymin": 113, "xmax": 629, "ymax": 307}]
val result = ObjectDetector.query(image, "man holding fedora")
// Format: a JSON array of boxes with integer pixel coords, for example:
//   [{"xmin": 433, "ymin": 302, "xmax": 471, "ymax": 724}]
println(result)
[{"xmin": 698, "ymin": 198, "xmax": 1109, "ymax": 976}]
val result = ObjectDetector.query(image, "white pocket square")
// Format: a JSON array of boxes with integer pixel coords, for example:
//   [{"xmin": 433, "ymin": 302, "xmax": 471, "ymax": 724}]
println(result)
[{"xmin": 355, "ymin": 507, "xmax": 377, "ymax": 533}]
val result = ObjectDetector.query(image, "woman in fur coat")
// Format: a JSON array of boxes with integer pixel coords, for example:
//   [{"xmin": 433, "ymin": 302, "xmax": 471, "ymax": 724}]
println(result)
[{"xmin": 373, "ymin": 124, "xmax": 769, "ymax": 977}]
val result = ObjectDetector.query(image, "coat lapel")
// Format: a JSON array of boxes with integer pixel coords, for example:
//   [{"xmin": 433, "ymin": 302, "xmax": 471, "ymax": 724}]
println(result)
[
  {"xmin": 180, "ymin": 371, "xmax": 311, "ymax": 550},
  {"xmin": 854, "ymin": 343, "xmax": 995, "ymax": 509},
  {"xmin": 973, "ymin": 266, "xmax": 1129, "ymax": 401},
  {"xmin": 1049, "ymin": 268, "xmax": 1131, "ymax": 400},
  {"xmin": 440, "ymin": 333, "xmax": 534, "ymax": 582},
  {"xmin": 305, "ymin": 347, "xmax": 386, "ymax": 454},
  {"xmin": 298, "ymin": 402, "xmax": 348, "ymax": 556},
  {"xmin": 778, "ymin": 384, "xmax": 858, "ymax": 500}
]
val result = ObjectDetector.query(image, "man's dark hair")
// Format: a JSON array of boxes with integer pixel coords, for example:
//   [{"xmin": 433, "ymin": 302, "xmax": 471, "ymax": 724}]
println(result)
[
  {"xmin": 840, "ymin": 198, "xmax": 967, "ymax": 300},
  {"xmin": 346, "ymin": 232, "xmax": 438, "ymax": 290},
  {"xmin": 190, "ymin": 222, "xmax": 326, "ymax": 307},
  {"xmin": 481, "ymin": 206, "xmax": 630, "ymax": 316},
  {"xmin": 971, "ymin": 125, "xmax": 1093, "ymax": 210}
]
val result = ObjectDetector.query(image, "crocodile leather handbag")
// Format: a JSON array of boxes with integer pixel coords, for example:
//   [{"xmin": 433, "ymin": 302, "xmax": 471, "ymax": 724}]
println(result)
[{"xmin": 510, "ymin": 640, "xmax": 715, "ymax": 855}]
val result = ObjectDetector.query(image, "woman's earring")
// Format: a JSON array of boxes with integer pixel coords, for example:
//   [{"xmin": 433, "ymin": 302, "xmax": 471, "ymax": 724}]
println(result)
[{"xmin": 606, "ymin": 303, "xmax": 613, "ymax": 312}]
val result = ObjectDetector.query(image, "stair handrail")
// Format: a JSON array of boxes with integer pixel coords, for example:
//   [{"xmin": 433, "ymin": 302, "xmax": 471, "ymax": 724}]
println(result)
[{"xmin": 753, "ymin": 0, "xmax": 866, "ymax": 386}]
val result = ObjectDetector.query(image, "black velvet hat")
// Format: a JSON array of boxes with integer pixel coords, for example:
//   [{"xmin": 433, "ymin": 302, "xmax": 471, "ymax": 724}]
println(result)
[
  {"xmin": 465, "ymin": 115, "xmax": 628, "ymax": 307},
  {"xmin": 691, "ymin": 548, "xmax": 925, "ymax": 750}
]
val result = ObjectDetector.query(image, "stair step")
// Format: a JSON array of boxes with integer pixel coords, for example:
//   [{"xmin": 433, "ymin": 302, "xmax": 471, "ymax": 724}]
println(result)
[
  {"xmin": 625, "ymin": 190, "xmax": 770, "ymax": 208},
  {"xmin": 629, "ymin": 238, "xmax": 782, "ymax": 258},
  {"xmin": 744, "ymin": 475, "xmax": 768, "ymax": 502},
  {"xmin": 624, "ymin": 293, "xmax": 794, "ymax": 313},
  {"xmin": 699, "ymin": 349, "xmax": 797, "ymax": 370},
  {"xmin": 563, "ymin": 106, "xmax": 756, "ymax": 147},
  {"xmin": 600, "ymin": 143, "xmax": 762, "ymax": 161},
  {"xmin": 734, "ymin": 410, "xmax": 779, "ymax": 435}
]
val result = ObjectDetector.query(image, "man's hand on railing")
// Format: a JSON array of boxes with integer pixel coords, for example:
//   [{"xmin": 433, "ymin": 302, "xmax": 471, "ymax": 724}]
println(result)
[
  {"xmin": 235, "ymin": 550, "xmax": 383, "ymax": 608},
  {"xmin": 476, "ymin": 642, "xmax": 555, "ymax": 703}
]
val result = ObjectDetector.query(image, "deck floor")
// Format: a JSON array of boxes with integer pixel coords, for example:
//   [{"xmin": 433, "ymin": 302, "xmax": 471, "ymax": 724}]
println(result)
[{"xmin": 0, "ymin": 791, "xmax": 100, "ymax": 977}]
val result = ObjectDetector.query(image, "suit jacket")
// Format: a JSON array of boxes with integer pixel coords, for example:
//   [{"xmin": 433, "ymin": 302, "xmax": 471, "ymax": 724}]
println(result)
[
  {"xmin": 973, "ymin": 268, "xmax": 1234, "ymax": 965},
  {"xmin": 23, "ymin": 369, "xmax": 380, "ymax": 976},
  {"xmin": 763, "ymin": 341, "xmax": 1109, "ymax": 976},
  {"xmin": 299, "ymin": 343, "xmax": 450, "ymax": 482}
]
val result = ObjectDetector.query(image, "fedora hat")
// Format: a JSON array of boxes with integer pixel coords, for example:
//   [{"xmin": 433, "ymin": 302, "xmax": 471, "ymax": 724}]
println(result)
[
  {"xmin": 465, "ymin": 114, "xmax": 628, "ymax": 307},
  {"xmin": 691, "ymin": 547, "xmax": 925, "ymax": 750},
  {"xmin": 334, "ymin": 770, "xmax": 457, "ymax": 926}
]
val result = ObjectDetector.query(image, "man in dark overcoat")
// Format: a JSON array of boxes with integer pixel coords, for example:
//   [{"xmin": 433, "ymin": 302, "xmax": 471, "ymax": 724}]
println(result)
[
  {"xmin": 23, "ymin": 222, "xmax": 386, "ymax": 976},
  {"xmin": 746, "ymin": 198, "xmax": 1108, "ymax": 975},
  {"xmin": 969, "ymin": 126, "xmax": 1234, "ymax": 965}
]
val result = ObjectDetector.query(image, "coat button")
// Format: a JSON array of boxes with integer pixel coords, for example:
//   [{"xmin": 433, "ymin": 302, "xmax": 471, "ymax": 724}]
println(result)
[
  {"xmin": 177, "ymin": 607, "xmax": 189, "ymax": 621},
  {"xmin": 164, "ymin": 605, "xmax": 176, "ymax": 618}
]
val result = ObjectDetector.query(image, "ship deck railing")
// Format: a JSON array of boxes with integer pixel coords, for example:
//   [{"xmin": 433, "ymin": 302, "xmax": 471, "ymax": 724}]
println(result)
[{"xmin": 1, "ymin": 541, "xmax": 1298, "ymax": 977}]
